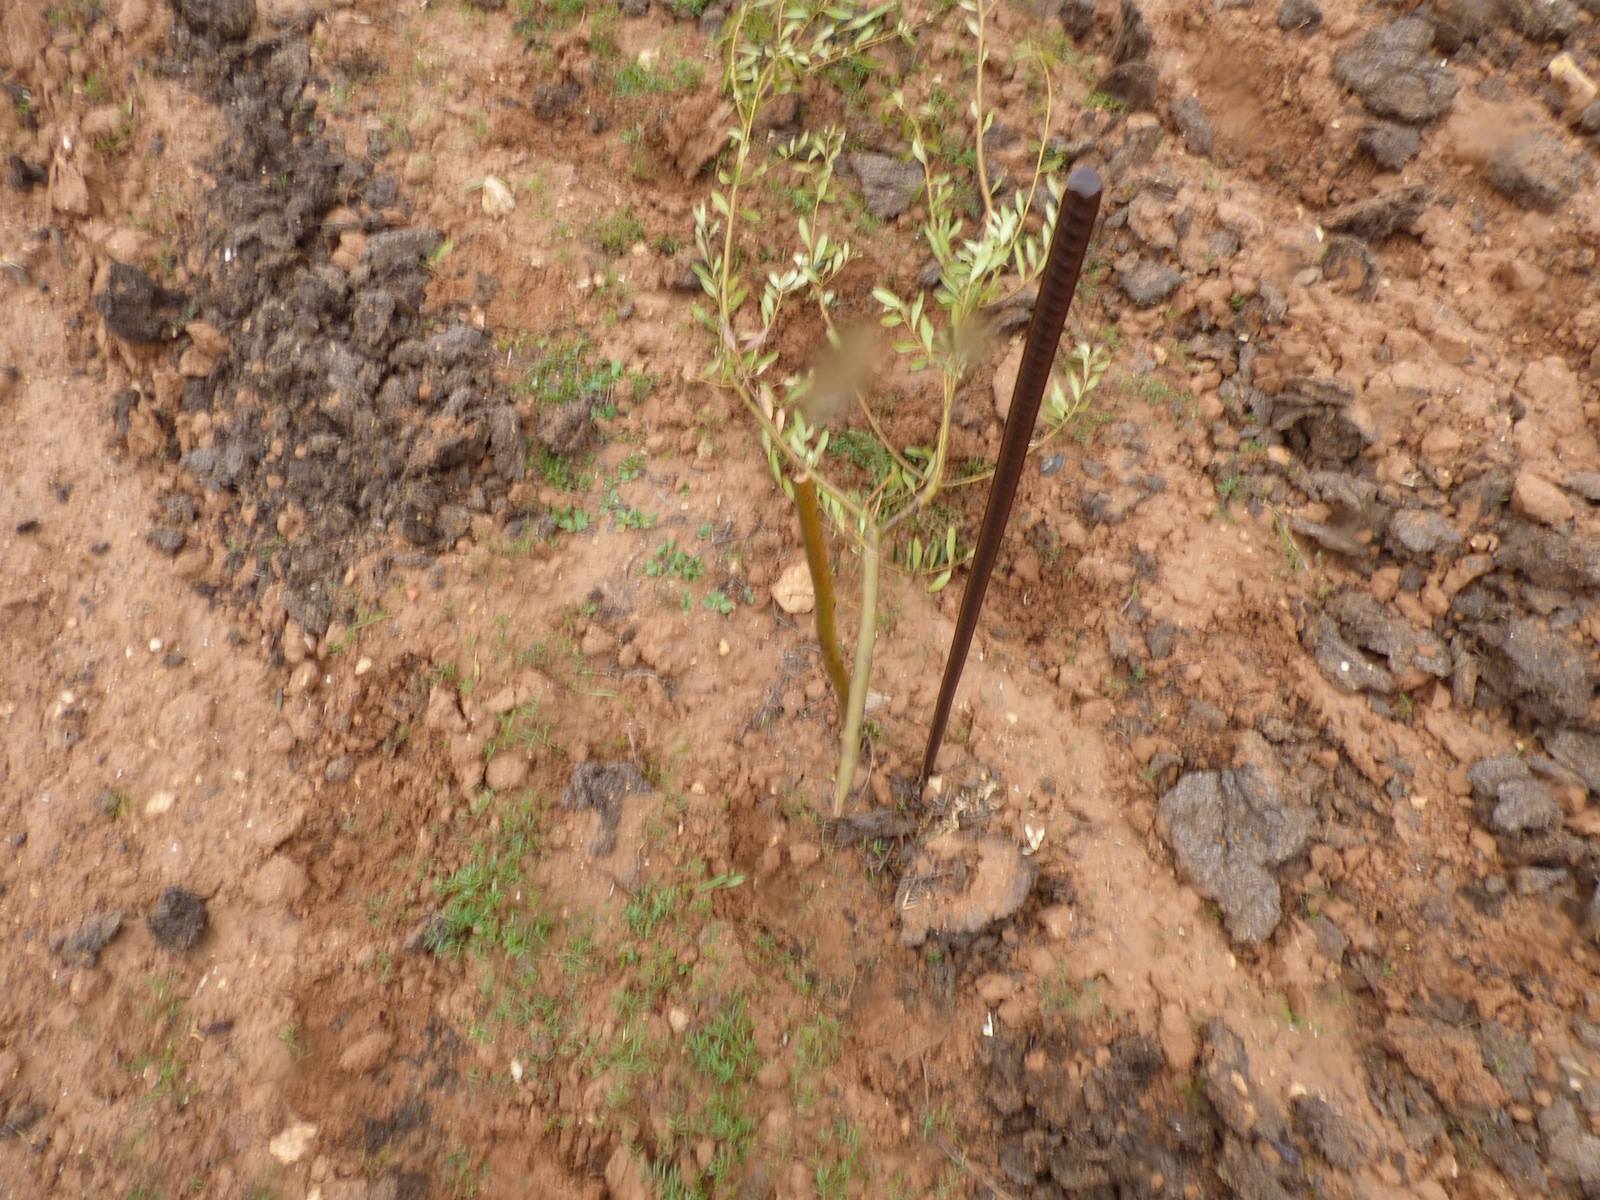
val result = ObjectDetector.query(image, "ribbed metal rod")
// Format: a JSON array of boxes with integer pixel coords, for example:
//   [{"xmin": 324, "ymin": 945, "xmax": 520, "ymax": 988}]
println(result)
[{"xmin": 919, "ymin": 165, "xmax": 1103, "ymax": 786}]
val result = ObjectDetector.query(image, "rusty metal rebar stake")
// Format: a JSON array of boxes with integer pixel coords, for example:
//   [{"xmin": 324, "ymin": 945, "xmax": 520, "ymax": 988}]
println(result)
[{"xmin": 919, "ymin": 165, "xmax": 1103, "ymax": 785}]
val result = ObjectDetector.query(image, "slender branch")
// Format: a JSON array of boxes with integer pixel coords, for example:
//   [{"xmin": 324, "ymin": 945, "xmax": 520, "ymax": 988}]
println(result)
[
  {"xmin": 794, "ymin": 475, "xmax": 850, "ymax": 709},
  {"xmin": 833, "ymin": 525, "xmax": 880, "ymax": 816},
  {"xmin": 972, "ymin": 0, "xmax": 996, "ymax": 226}
]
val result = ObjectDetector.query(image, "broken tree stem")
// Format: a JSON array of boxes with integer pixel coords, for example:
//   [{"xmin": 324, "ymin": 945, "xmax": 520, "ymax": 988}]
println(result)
[
  {"xmin": 794, "ymin": 474, "xmax": 850, "ymax": 710},
  {"xmin": 919, "ymin": 165, "xmax": 1104, "ymax": 785},
  {"xmin": 833, "ymin": 525, "xmax": 880, "ymax": 817}
]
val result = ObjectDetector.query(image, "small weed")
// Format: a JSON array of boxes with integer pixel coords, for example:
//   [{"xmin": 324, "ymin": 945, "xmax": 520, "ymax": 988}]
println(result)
[
  {"xmin": 279, "ymin": 1023, "xmax": 307, "ymax": 1061},
  {"xmin": 645, "ymin": 539, "xmax": 704, "ymax": 581},
  {"xmin": 609, "ymin": 54, "xmax": 702, "ymax": 97},
  {"xmin": 424, "ymin": 797, "xmax": 550, "ymax": 958},
  {"xmin": 1085, "ymin": 90, "xmax": 1127, "ymax": 112},
  {"xmin": 703, "ymin": 590, "xmax": 735, "ymax": 615},
  {"xmin": 590, "ymin": 207, "xmax": 646, "ymax": 255}
]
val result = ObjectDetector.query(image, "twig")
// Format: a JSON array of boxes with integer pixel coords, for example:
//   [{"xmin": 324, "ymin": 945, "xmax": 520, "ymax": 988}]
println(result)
[{"xmin": 794, "ymin": 475, "xmax": 850, "ymax": 710}]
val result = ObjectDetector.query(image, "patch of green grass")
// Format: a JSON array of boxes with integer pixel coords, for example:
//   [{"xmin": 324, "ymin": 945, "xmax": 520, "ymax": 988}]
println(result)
[
  {"xmin": 685, "ymin": 996, "xmax": 760, "ymax": 1184},
  {"xmin": 521, "ymin": 338, "xmax": 625, "ymax": 414},
  {"xmin": 624, "ymin": 881, "xmax": 681, "ymax": 939},
  {"xmin": 441, "ymin": 1144, "xmax": 486, "ymax": 1199},
  {"xmin": 590, "ymin": 206, "xmax": 646, "ymax": 255},
  {"xmin": 484, "ymin": 702, "xmax": 554, "ymax": 762},
  {"xmin": 424, "ymin": 796, "xmax": 551, "ymax": 958},
  {"xmin": 826, "ymin": 428, "xmax": 896, "ymax": 487},
  {"xmin": 702, "ymin": 590, "xmax": 734, "ymax": 615},
  {"xmin": 609, "ymin": 54, "xmax": 702, "ymax": 97},
  {"xmin": 812, "ymin": 1117, "xmax": 863, "ymax": 1199},
  {"xmin": 1085, "ymin": 90, "xmax": 1127, "ymax": 112}
]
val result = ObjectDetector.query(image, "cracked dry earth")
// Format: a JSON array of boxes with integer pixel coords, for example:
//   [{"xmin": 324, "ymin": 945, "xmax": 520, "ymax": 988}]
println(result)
[{"xmin": 4, "ymin": 0, "xmax": 1600, "ymax": 1196}]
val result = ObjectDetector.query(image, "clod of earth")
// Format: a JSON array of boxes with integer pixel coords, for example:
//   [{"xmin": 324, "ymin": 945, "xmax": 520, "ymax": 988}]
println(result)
[
  {"xmin": 1322, "ymin": 185, "xmax": 1429, "ymax": 242},
  {"xmin": 895, "ymin": 832, "xmax": 1036, "ymax": 947},
  {"xmin": 1476, "ymin": 616, "xmax": 1595, "ymax": 726},
  {"xmin": 94, "ymin": 263, "xmax": 188, "ymax": 344},
  {"xmin": 1118, "ymin": 258, "xmax": 1183, "ymax": 307},
  {"xmin": 561, "ymin": 762, "xmax": 650, "ymax": 856},
  {"xmin": 53, "ymin": 911, "xmax": 124, "ymax": 967},
  {"xmin": 174, "ymin": 0, "xmax": 256, "ymax": 41},
  {"xmin": 1331, "ymin": 19, "xmax": 1459, "ymax": 124},
  {"xmin": 1357, "ymin": 120, "xmax": 1420, "ymax": 170},
  {"xmin": 1168, "ymin": 95, "xmax": 1213, "ymax": 157},
  {"xmin": 1157, "ymin": 764, "xmax": 1311, "ymax": 944},
  {"xmin": 1095, "ymin": 61, "xmax": 1159, "ymax": 111},
  {"xmin": 1486, "ymin": 135, "xmax": 1586, "ymax": 212},
  {"xmin": 1278, "ymin": 0, "xmax": 1323, "ymax": 32},
  {"xmin": 148, "ymin": 887, "xmax": 209, "ymax": 951},
  {"xmin": 1468, "ymin": 754, "xmax": 1562, "ymax": 837},
  {"xmin": 844, "ymin": 152, "xmax": 923, "ymax": 221}
]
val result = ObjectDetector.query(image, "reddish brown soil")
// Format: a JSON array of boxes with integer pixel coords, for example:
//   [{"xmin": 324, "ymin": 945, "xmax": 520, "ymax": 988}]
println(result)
[{"xmin": 5, "ymin": 0, "xmax": 1600, "ymax": 1198}]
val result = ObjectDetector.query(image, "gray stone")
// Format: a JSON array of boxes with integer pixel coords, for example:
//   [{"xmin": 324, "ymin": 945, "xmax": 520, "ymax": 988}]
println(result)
[
  {"xmin": 324, "ymin": 755, "xmax": 355, "ymax": 783},
  {"xmin": 1293, "ymin": 1096, "xmax": 1368, "ymax": 1168},
  {"xmin": 1314, "ymin": 617, "xmax": 1395, "ymax": 694},
  {"xmin": 1325, "ymin": 590, "xmax": 1452, "ymax": 680},
  {"xmin": 55, "ymin": 911, "xmax": 124, "ymax": 967},
  {"xmin": 1119, "ymin": 259, "xmax": 1184, "ymax": 306},
  {"xmin": 1332, "ymin": 19, "xmax": 1458, "ymax": 124},
  {"xmin": 1060, "ymin": 0, "xmax": 1096, "ymax": 38},
  {"xmin": 846, "ymin": 153, "xmax": 923, "ymax": 221},
  {"xmin": 1278, "ymin": 0, "xmax": 1322, "ymax": 31},
  {"xmin": 1169, "ymin": 95, "xmax": 1214, "ymax": 157},
  {"xmin": 1157, "ymin": 766, "xmax": 1312, "ymax": 944},
  {"xmin": 1390, "ymin": 509, "xmax": 1461, "ymax": 557},
  {"xmin": 1493, "ymin": 779, "xmax": 1562, "ymax": 835},
  {"xmin": 1546, "ymin": 729, "xmax": 1600, "ymax": 794},
  {"xmin": 1486, "ymin": 135, "xmax": 1584, "ymax": 212},
  {"xmin": 1538, "ymin": 1100, "xmax": 1600, "ymax": 1195},
  {"xmin": 1358, "ymin": 121, "xmax": 1421, "ymax": 170},
  {"xmin": 1484, "ymin": 617, "xmax": 1594, "ymax": 725},
  {"xmin": 1581, "ymin": 100, "xmax": 1600, "ymax": 136},
  {"xmin": 1501, "ymin": 0, "xmax": 1582, "ymax": 40}
]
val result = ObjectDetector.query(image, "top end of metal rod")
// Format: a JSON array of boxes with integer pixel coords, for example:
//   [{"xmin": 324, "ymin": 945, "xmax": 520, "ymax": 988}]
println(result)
[{"xmin": 1065, "ymin": 164, "xmax": 1102, "ymax": 202}]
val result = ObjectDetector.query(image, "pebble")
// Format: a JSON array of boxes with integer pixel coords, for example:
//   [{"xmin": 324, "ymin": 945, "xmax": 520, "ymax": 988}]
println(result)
[
  {"xmin": 668, "ymin": 1007, "xmax": 690, "ymax": 1035},
  {"xmin": 481, "ymin": 175, "xmax": 515, "ymax": 218},
  {"xmin": 1512, "ymin": 470, "xmax": 1574, "ymax": 526},
  {"xmin": 485, "ymin": 753, "xmax": 530, "ymax": 792},
  {"xmin": 771, "ymin": 562, "xmax": 815, "ymax": 614},
  {"xmin": 145, "ymin": 791, "xmax": 175, "ymax": 816},
  {"xmin": 269, "ymin": 1121, "xmax": 318, "ymax": 1165}
]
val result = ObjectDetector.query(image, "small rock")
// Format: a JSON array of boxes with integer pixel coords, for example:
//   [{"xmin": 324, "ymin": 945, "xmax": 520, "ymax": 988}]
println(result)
[
  {"xmin": 324, "ymin": 755, "xmax": 355, "ymax": 783},
  {"xmin": 1580, "ymin": 100, "xmax": 1600, "ymax": 136},
  {"xmin": 1546, "ymin": 729, "xmax": 1600, "ymax": 795},
  {"xmin": 668, "ymin": 1008, "xmax": 690, "ymax": 1035},
  {"xmin": 486, "ymin": 753, "xmax": 530, "ymax": 792},
  {"xmin": 1169, "ymin": 96, "xmax": 1213, "ymax": 157},
  {"xmin": 771, "ymin": 562, "xmax": 815, "ymax": 614},
  {"xmin": 145, "ymin": 790, "xmax": 176, "ymax": 815},
  {"xmin": 1119, "ymin": 259, "xmax": 1184, "ymax": 307},
  {"xmin": 147, "ymin": 887, "xmax": 208, "ymax": 951},
  {"xmin": 269, "ymin": 1121, "xmax": 317, "ymax": 1165},
  {"xmin": 1487, "ymin": 135, "xmax": 1584, "ymax": 212},
  {"xmin": 845, "ymin": 153, "xmax": 923, "ymax": 221},
  {"xmin": 1278, "ymin": 0, "xmax": 1322, "ymax": 31},
  {"xmin": 1358, "ymin": 121, "xmax": 1421, "ymax": 170},
  {"xmin": 481, "ymin": 175, "xmax": 515, "ymax": 218},
  {"xmin": 1513, "ymin": 470, "xmax": 1574, "ymax": 525}
]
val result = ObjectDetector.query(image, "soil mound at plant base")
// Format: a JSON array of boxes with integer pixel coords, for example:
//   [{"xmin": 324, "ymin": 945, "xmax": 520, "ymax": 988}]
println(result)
[
  {"xmin": 896, "ymin": 832, "xmax": 1037, "ymax": 946},
  {"xmin": 121, "ymin": 8, "xmax": 524, "ymax": 636}
]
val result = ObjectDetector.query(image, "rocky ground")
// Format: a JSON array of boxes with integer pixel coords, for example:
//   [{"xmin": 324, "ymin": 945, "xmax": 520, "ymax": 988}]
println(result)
[{"xmin": 3, "ymin": 0, "xmax": 1600, "ymax": 1196}]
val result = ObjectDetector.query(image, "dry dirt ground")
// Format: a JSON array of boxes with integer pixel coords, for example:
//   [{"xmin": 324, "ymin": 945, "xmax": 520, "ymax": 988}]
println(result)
[{"xmin": 4, "ymin": 0, "xmax": 1600, "ymax": 1196}]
